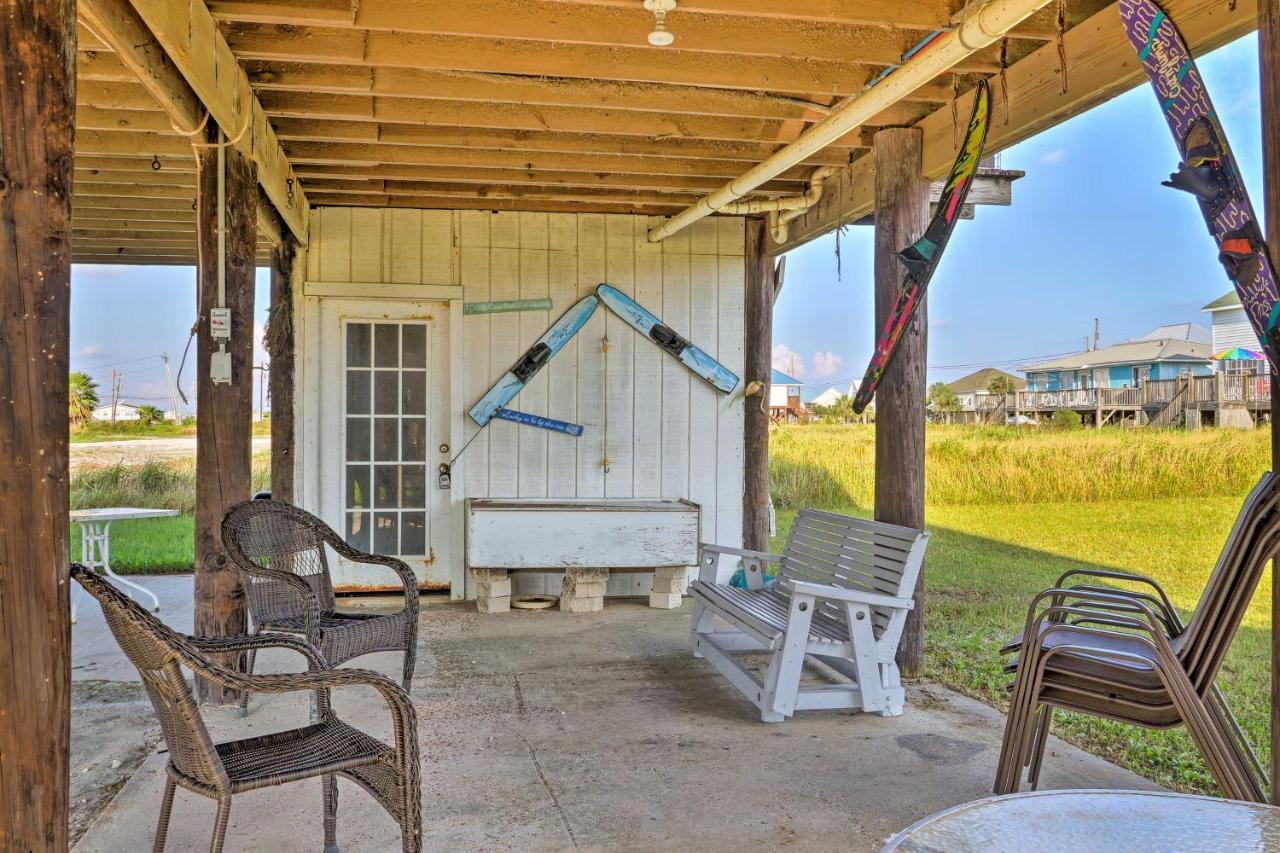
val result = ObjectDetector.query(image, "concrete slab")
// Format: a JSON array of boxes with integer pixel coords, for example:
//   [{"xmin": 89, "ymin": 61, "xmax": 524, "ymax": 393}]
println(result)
[{"xmin": 74, "ymin": 589, "xmax": 1157, "ymax": 852}]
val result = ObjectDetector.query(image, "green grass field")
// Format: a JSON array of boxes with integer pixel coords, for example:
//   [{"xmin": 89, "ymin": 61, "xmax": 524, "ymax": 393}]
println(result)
[
  {"xmin": 72, "ymin": 423, "xmax": 1275, "ymax": 793},
  {"xmin": 770, "ymin": 423, "xmax": 1274, "ymax": 795}
]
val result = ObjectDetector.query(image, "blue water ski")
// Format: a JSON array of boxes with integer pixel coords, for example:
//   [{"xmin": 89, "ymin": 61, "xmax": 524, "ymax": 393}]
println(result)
[
  {"xmin": 494, "ymin": 408, "xmax": 584, "ymax": 436},
  {"xmin": 469, "ymin": 295, "xmax": 598, "ymax": 426},
  {"xmin": 595, "ymin": 283, "xmax": 739, "ymax": 393}
]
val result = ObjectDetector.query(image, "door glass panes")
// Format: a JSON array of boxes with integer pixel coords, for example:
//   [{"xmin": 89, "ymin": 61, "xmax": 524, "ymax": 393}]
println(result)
[{"xmin": 344, "ymin": 321, "xmax": 429, "ymax": 556}]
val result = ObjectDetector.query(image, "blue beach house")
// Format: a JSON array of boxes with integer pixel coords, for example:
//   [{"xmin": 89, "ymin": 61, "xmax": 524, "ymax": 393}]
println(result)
[{"xmin": 1020, "ymin": 328, "xmax": 1213, "ymax": 392}]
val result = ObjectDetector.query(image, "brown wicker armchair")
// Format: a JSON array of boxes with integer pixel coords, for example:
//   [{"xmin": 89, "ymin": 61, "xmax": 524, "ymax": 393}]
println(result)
[
  {"xmin": 71, "ymin": 564, "xmax": 421, "ymax": 853},
  {"xmin": 221, "ymin": 500, "xmax": 420, "ymax": 712}
]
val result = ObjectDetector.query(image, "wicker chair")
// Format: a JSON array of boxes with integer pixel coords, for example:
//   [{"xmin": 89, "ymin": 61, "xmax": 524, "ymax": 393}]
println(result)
[
  {"xmin": 221, "ymin": 500, "xmax": 420, "ymax": 712},
  {"xmin": 71, "ymin": 564, "xmax": 421, "ymax": 853}
]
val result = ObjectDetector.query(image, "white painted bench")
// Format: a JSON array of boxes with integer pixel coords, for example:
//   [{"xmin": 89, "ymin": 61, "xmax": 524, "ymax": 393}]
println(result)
[{"xmin": 690, "ymin": 509, "xmax": 930, "ymax": 722}]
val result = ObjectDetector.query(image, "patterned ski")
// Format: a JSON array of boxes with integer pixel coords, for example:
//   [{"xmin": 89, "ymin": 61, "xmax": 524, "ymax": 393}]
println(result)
[
  {"xmin": 468, "ymin": 295, "xmax": 598, "ymax": 426},
  {"xmin": 1120, "ymin": 0, "xmax": 1280, "ymax": 372},
  {"xmin": 852, "ymin": 79, "xmax": 990, "ymax": 414},
  {"xmin": 595, "ymin": 283, "xmax": 739, "ymax": 393},
  {"xmin": 494, "ymin": 408, "xmax": 584, "ymax": 436}
]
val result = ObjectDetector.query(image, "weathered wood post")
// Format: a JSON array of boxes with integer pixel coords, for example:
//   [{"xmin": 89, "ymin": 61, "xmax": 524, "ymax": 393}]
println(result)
[
  {"xmin": 1260, "ymin": 0, "xmax": 1280, "ymax": 806},
  {"xmin": 268, "ymin": 239, "xmax": 296, "ymax": 504},
  {"xmin": 0, "ymin": 0, "xmax": 75, "ymax": 847},
  {"xmin": 193, "ymin": 128, "xmax": 258, "ymax": 703},
  {"xmin": 872, "ymin": 127, "xmax": 929, "ymax": 678},
  {"xmin": 744, "ymin": 218, "xmax": 776, "ymax": 550}
]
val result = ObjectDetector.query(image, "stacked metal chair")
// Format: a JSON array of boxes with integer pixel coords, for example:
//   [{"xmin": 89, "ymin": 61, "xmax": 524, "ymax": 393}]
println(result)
[
  {"xmin": 995, "ymin": 472, "xmax": 1280, "ymax": 802},
  {"xmin": 222, "ymin": 500, "xmax": 420, "ymax": 713},
  {"xmin": 72, "ymin": 564, "xmax": 421, "ymax": 853}
]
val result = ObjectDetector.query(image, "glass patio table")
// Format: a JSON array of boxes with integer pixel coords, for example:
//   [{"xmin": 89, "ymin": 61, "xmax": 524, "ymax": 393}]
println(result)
[{"xmin": 884, "ymin": 789, "xmax": 1280, "ymax": 852}]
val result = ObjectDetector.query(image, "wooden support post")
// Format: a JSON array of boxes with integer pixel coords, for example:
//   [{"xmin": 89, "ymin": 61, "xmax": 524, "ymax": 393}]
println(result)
[
  {"xmin": 0, "ymin": 1, "xmax": 75, "ymax": 847},
  {"xmin": 193, "ymin": 127, "xmax": 258, "ymax": 703},
  {"xmin": 268, "ymin": 239, "xmax": 296, "ymax": 504},
  {"xmin": 1260, "ymin": 0, "xmax": 1280, "ymax": 806},
  {"xmin": 744, "ymin": 218, "xmax": 775, "ymax": 551},
  {"xmin": 872, "ymin": 127, "xmax": 929, "ymax": 679}
]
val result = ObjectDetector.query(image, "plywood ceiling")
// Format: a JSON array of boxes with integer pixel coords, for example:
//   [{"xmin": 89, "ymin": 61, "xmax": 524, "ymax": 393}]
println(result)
[{"xmin": 73, "ymin": 0, "xmax": 1111, "ymax": 263}]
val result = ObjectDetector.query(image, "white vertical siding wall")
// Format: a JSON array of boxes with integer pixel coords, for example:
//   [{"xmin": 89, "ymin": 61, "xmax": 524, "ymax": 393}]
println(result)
[
  {"xmin": 1211, "ymin": 307, "xmax": 1259, "ymax": 356},
  {"xmin": 302, "ymin": 208, "xmax": 746, "ymax": 597}
]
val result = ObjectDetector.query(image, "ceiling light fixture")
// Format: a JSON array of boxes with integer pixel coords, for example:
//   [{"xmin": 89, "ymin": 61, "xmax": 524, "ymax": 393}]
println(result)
[{"xmin": 644, "ymin": 0, "xmax": 677, "ymax": 46}]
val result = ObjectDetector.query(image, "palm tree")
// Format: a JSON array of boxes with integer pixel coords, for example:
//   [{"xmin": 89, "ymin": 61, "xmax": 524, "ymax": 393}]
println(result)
[
  {"xmin": 987, "ymin": 374, "xmax": 1019, "ymax": 395},
  {"xmin": 68, "ymin": 372, "xmax": 100, "ymax": 427},
  {"xmin": 136, "ymin": 405, "xmax": 164, "ymax": 426},
  {"xmin": 927, "ymin": 381, "xmax": 960, "ymax": 423}
]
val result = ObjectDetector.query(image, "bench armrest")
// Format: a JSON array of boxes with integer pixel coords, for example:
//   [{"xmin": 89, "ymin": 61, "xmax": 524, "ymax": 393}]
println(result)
[
  {"xmin": 782, "ymin": 579, "xmax": 914, "ymax": 611},
  {"xmin": 698, "ymin": 543, "xmax": 780, "ymax": 585}
]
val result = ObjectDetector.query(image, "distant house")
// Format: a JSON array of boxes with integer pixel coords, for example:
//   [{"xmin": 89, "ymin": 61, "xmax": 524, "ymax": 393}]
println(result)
[
  {"xmin": 948, "ymin": 368, "xmax": 1025, "ymax": 404},
  {"xmin": 1021, "ymin": 335, "xmax": 1213, "ymax": 392},
  {"xmin": 90, "ymin": 401, "xmax": 142, "ymax": 421},
  {"xmin": 1132, "ymin": 322, "xmax": 1210, "ymax": 344},
  {"xmin": 1203, "ymin": 290, "xmax": 1269, "ymax": 377},
  {"xmin": 769, "ymin": 369, "xmax": 803, "ymax": 422},
  {"xmin": 809, "ymin": 386, "xmax": 846, "ymax": 408}
]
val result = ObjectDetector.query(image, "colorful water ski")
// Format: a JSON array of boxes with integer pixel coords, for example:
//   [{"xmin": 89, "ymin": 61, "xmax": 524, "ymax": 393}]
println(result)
[
  {"xmin": 469, "ymin": 295, "xmax": 599, "ymax": 426},
  {"xmin": 494, "ymin": 408, "xmax": 584, "ymax": 436},
  {"xmin": 852, "ymin": 79, "xmax": 990, "ymax": 414},
  {"xmin": 1120, "ymin": 0, "xmax": 1280, "ymax": 372},
  {"xmin": 595, "ymin": 283, "xmax": 739, "ymax": 393}
]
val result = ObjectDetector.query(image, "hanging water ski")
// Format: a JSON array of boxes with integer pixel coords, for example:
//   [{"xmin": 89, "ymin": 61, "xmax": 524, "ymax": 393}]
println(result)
[
  {"xmin": 852, "ymin": 79, "xmax": 991, "ymax": 415},
  {"xmin": 1120, "ymin": 0, "xmax": 1280, "ymax": 372},
  {"xmin": 469, "ymin": 294, "xmax": 599, "ymax": 426},
  {"xmin": 595, "ymin": 283, "xmax": 739, "ymax": 393}
]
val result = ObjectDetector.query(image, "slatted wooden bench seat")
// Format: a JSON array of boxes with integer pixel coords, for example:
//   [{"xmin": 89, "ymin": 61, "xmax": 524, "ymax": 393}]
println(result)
[{"xmin": 690, "ymin": 509, "xmax": 930, "ymax": 722}]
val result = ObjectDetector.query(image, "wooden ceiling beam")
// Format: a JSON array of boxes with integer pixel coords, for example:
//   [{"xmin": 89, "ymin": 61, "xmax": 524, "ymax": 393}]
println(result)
[
  {"xmin": 253, "ymin": 90, "xmax": 929, "ymax": 146},
  {"xmin": 208, "ymin": 0, "xmax": 1010, "ymax": 68},
  {"xmin": 268, "ymin": 118, "xmax": 857, "ymax": 164},
  {"xmin": 209, "ymin": 0, "xmax": 954, "ymax": 30},
  {"xmin": 122, "ymin": 0, "xmax": 309, "ymax": 241},
  {"xmin": 302, "ymin": 178, "xmax": 701, "ymax": 206},
  {"xmin": 244, "ymin": 62, "xmax": 960, "ymax": 115},
  {"xmin": 291, "ymin": 162, "xmax": 805, "ymax": 193},
  {"xmin": 307, "ymin": 193, "xmax": 686, "ymax": 215},
  {"xmin": 777, "ymin": 0, "xmax": 1258, "ymax": 251},
  {"xmin": 281, "ymin": 139, "xmax": 821, "ymax": 178},
  {"xmin": 221, "ymin": 23, "xmax": 1000, "ymax": 95},
  {"xmin": 77, "ymin": 154, "xmax": 195, "ymax": 173}
]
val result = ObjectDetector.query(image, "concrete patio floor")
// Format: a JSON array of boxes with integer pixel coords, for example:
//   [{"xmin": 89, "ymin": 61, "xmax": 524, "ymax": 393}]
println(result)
[{"xmin": 72, "ymin": 576, "xmax": 1155, "ymax": 852}]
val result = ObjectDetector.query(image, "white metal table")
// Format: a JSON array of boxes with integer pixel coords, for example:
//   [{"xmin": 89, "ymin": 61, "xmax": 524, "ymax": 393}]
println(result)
[
  {"xmin": 71, "ymin": 507, "xmax": 179, "ymax": 623},
  {"xmin": 884, "ymin": 789, "xmax": 1280, "ymax": 852}
]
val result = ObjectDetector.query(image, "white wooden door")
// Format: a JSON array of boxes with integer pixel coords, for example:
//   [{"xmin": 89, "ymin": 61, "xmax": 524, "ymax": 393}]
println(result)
[{"xmin": 318, "ymin": 299, "xmax": 454, "ymax": 590}]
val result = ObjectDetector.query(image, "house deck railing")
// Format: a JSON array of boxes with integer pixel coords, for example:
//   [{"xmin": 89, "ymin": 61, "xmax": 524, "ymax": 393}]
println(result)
[{"xmin": 962, "ymin": 374, "xmax": 1272, "ymax": 418}]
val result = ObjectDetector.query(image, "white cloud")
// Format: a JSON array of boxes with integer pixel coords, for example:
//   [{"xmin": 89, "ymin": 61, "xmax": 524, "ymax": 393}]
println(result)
[
  {"xmin": 1039, "ymin": 148, "xmax": 1067, "ymax": 165},
  {"xmin": 253, "ymin": 321, "xmax": 270, "ymax": 367},
  {"xmin": 74, "ymin": 345, "xmax": 104, "ymax": 359},
  {"xmin": 810, "ymin": 350, "xmax": 843, "ymax": 379},
  {"xmin": 772, "ymin": 343, "xmax": 805, "ymax": 378}
]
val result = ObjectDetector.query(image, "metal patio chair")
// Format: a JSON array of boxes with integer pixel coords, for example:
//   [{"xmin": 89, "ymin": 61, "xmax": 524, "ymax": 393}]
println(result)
[
  {"xmin": 71, "ymin": 564, "xmax": 422, "ymax": 853},
  {"xmin": 222, "ymin": 500, "xmax": 420, "ymax": 713},
  {"xmin": 994, "ymin": 472, "xmax": 1280, "ymax": 802}
]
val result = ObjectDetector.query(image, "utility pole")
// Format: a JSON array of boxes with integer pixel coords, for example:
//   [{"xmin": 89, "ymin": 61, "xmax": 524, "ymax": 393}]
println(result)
[
  {"xmin": 161, "ymin": 353, "xmax": 182, "ymax": 422},
  {"xmin": 110, "ymin": 369, "xmax": 119, "ymax": 423},
  {"xmin": 1093, "ymin": 318, "xmax": 1100, "ymax": 351}
]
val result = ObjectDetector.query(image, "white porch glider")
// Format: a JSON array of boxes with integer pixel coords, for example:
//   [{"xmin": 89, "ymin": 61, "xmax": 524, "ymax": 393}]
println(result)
[{"xmin": 690, "ymin": 510, "xmax": 930, "ymax": 722}]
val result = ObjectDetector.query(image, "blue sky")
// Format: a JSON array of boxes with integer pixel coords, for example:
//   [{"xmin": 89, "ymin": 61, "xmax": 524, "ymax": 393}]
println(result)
[
  {"xmin": 70, "ymin": 33, "xmax": 1266, "ymax": 408},
  {"xmin": 774, "ymin": 34, "xmax": 1266, "ymax": 396}
]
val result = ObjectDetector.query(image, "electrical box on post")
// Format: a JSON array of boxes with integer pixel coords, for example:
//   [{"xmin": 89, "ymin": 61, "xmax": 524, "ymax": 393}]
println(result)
[
  {"xmin": 210, "ymin": 351, "xmax": 232, "ymax": 385},
  {"xmin": 209, "ymin": 308, "xmax": 231, "ymax": 340}
]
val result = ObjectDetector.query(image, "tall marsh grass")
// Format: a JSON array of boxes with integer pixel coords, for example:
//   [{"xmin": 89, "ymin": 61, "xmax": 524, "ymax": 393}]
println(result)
[
  {"xmin": 72, "ymin": 457, "xmax": 271, "ymax": 513},
  {"xmin": 770, "ymin": 424, "xmax": 1270, "ymax": 509}
]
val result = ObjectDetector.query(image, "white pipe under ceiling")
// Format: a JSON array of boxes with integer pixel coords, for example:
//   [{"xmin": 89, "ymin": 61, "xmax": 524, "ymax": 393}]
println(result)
[{"xmin": 646, "ymin": 0, "xmax": 1056, "ymax": 243}]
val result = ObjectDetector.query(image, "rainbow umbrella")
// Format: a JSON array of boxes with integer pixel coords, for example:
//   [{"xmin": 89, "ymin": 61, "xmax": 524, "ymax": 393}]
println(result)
[{"xmin": 1213, "ymin": 347, "xmax": 1265, "ymax": 360}]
